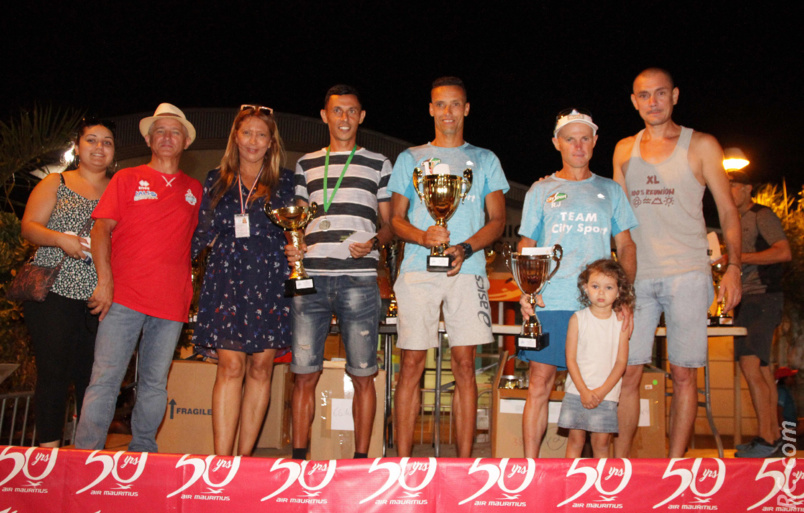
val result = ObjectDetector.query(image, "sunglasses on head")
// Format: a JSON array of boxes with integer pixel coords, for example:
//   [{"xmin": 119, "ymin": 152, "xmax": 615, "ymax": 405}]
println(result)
[{"xmin": 240, "ymin": 104, "xmax": 274, "ymax": 116}]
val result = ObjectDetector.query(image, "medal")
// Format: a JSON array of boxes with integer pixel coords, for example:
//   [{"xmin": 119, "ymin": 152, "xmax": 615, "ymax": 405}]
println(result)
[
  {"xmin": 319, "ymin": 218, "xmax": 331, "ymax": 231},
  {"xmin": 321, "ymin": 145, "xmax": 357, "ymax": 232}
]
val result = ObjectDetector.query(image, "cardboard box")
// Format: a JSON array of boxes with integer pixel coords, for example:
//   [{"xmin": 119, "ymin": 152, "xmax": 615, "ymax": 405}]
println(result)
[
  {"xmin": 156, "ymin": 360, "xmax": 291, "ymax": 454},
  {"xmin": 491, "ymin": 352, "xmax": 667, "ymax": 458},
  {"xmin": 309, "ymin": 363, "xmax": 386, "ymax": 460}
]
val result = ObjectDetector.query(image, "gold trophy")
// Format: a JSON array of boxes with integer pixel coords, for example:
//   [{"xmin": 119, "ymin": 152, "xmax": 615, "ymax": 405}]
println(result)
[
  {"xmin": 709, "ymin": 252, "xmax": 733, "ymax": 326},
  {"xmin": 413, "ymin": 168, "xmax": 472, "ymax": 271},
  {"xmin": 383, "ymin": 240, "xmax": 405, "ymax": 324},
  {"xmin": 503, "ymin": 244, "xmax": 563, "ymax": 351},
  {"xmin": 265, "ymin": 203, "xmax": 318, "ymax": 296}
]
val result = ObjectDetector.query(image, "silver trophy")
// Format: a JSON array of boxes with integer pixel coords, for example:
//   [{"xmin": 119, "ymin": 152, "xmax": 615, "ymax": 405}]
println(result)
[{"xmin": 503, "ymin": 244, "xmax": 563, "ymax": 351}]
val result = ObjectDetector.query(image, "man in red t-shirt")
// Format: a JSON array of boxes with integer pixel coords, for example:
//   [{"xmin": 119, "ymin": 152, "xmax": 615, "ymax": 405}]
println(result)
[{"xmin": 76, "ymin": 103, "xmax": 202, "ymax": 453}]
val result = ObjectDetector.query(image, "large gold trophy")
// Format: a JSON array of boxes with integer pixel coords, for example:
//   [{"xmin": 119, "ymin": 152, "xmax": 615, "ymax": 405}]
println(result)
[
  {"xmin": 383, "ymin": 240, "xmax": 404, "ymax": 324},
  {"xmin": 413, "ymin": 168, "xmax": 472, "ymax": 272},
  {"xmin": 265, "ymin": 203, "xmax": 318, "ymax": 296},
  {"xmin": 503, "ymin": 244, "xmax": 563, "ymax": 351}
]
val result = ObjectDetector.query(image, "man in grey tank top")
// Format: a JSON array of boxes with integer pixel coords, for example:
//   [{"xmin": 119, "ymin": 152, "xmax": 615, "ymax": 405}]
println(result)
[{"xmin": 612, "ymin": 68, "xmax": 742, "ymax": 458}]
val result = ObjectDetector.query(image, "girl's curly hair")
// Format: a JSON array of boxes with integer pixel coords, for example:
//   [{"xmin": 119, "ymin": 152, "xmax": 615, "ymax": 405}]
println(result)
[{"xmin": 577, "ymin": 258, "xmax": 634, "ymax": 311}]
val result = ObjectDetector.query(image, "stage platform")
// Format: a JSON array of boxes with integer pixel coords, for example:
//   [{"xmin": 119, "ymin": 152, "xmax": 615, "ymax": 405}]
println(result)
[{"xmin": 2, "ymin": 440, "xmax": 801, "ymax": 512}]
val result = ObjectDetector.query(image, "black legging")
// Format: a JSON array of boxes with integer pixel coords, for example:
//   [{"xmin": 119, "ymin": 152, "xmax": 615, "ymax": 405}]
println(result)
[{"xmin": 24, "ymin": 292, "xmax": 98, "ymax": 443}]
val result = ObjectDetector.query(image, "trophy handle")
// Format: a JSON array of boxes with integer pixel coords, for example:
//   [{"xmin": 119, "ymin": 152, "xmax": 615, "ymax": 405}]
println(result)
[
  {"xmin": 264, "ymin": 202, "xmax": 279, "ymax": 225},
  {"xmin": 308, "ymin": 202, "xmax": 318, "ymax": 218},
  {"xmin": 413, "ymin": 168, "xmax": 425, "ymax": 203},
  {"xmin": 460, "ymin": 169, "xmax": 473, "ymax": 203},
  {"xmin": 546, "ymin": 244, "xmax": 563, "ymax": 281}
]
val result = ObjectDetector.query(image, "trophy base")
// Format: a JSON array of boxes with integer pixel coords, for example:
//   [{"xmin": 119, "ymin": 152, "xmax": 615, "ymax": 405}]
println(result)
[
  {"xmin": 517, "ymin": 333, "xmax": 549, "ymax": 352},
  {"xmin": 708, "ymin": 316, "xmax": 734, "ymax": 326},
  {"xmin": 285, "ymin": 278, "xmax": 316, "ymax": 297},
  {"xmin": 427, "ymin": 254, "xmax": 453, "ymax": 272}
]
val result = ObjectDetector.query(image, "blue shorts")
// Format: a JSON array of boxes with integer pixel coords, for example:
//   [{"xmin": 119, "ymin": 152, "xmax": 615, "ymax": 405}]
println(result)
[
  {"xmin": 558, "ymin": 393, "xmax": 619, "ymax": 433},
  {"xmin": 629, "ymin": 271, "xmax": 714, "ymax": 368},
  {"xmin": 517, "ymin": 310, "xmax": 573, "ymax": 370},
  {"xmin": 291, "ymin": 275, "xmax": 380, "ymax": 377}
]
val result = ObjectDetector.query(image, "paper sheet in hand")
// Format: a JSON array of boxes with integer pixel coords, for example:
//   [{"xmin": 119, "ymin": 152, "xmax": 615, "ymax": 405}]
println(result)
[{"xmin": 328, "ymin": 231, "xmax": 376, "ymax": 259}]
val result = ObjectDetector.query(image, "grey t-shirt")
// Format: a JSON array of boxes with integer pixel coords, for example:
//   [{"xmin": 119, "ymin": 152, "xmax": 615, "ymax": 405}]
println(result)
[{"xmin": 740, "ymin": 204, "xmax": 787, "ymax": 295}]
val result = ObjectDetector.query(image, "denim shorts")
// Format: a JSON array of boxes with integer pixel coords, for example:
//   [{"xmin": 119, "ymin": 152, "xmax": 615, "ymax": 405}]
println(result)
[
  {"xmin": 558, "ymin": 393, "xmax": 619, "ymax": 433},
  {"xmin": 291, "ymin": 275, "xmax": 380, "ymax": 377},
  {"xmin": 629, "ymin": 270, "xmax": 714, "ymax": 368}
]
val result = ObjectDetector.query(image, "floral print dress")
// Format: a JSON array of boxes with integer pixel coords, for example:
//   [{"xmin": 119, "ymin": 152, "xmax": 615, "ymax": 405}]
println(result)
[{"xmin": 191, "ymin": 168, "xmax": 293, "ymax": 353}]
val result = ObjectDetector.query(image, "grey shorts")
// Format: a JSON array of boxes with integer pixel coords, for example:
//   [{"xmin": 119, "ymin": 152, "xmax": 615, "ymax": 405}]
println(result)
[
  {"xmin": 734, "ymin": 293, "xmax": 783, "ymax": 365},
  {"xmin": 630, "ymin": 270, "xmax": 714, "ymax": 368},
  {"xmin": 394, "ymin": 272, "xmax": 493, "ymax": 350}
]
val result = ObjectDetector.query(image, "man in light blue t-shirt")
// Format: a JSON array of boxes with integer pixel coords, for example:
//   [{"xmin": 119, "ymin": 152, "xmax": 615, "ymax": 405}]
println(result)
[
  {"xmin": 388, "ymin": 76, "xmax": 509, "ymax": 458},
  {"xmin": 517, "ymin": 108, "xmax": 637, "ymax": 458}
]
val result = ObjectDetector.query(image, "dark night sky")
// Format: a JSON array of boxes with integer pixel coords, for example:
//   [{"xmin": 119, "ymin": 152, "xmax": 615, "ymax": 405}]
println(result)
[{"xmin": 1, "ymin": 1, "xmax": 800, "ymax": 191}]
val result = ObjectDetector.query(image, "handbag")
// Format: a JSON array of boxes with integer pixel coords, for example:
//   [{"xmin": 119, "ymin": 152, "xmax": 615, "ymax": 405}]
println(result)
[
  {"xmin": 5, "ymin": 256, "xmax": 66, "ymax": 302},
  {"xmin": 5, "ymin": 217, "xmax": 94, "ymax": 303}
]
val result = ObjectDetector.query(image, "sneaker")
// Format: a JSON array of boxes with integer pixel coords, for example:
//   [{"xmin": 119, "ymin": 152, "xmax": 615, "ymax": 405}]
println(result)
[
  {"xmin": 736, "ymin": 436, "xmax": 762, "ymax": 452},
  {"xmin": 735, "ymin": 438, "xmax": 778, "ymax": 458}
]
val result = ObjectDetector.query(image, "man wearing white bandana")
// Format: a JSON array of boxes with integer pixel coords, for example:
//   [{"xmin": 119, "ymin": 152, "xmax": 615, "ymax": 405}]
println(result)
[
  {"xmin": 76, "ymin": 103, "xmax": 202, "ymax": 452},
  {"xmin": 286, "ymin": 85, "xmax": 393, "ymax": 460}
]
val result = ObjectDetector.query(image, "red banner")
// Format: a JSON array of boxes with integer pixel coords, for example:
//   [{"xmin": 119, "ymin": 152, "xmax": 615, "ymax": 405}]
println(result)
[{"xmin": 2, "ymin": 445, "xmax": 804, "ymax": 512}]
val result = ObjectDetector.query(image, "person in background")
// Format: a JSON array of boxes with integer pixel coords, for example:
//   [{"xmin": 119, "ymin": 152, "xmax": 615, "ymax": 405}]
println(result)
[
  {"xmin": 729, "ymin": 170, "xmax": 792, "ymax": 458},
  {"xmin": 20, "ymin": 117, "xmax": 116, "ymax": 447},
  {"xmin": 192, "ymin": 105, "xmax": 293, "ymax": 456}
]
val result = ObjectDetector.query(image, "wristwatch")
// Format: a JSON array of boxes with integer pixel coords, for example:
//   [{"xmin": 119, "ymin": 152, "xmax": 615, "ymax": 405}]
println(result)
[
  {"xmin": 457, "ymin": 242, "xmax": 473, "ymax": 259},
  {"xmin": 371, "ymin": 237, "xmax": 380, "ymax": 251}
]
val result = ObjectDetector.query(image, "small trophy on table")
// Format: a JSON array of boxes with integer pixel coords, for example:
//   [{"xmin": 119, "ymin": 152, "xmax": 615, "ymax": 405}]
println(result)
[
  {"xmin": 412, "ymin": 163, "xmax": 472, "ymax": 272},
  {"xmin": 708, "ymin": 234, "xmax": 733, "ymax": 326},
  {"xmin": 383, "ymin": 240, "xmax": 404, "ymax": 324},
  {"xmin": 503, "ymin": 244, "xmax": 563, "ymax": 351},
  {"xmin": 265, "ymin": 203, "xmax": 318, "ymax": 296}
]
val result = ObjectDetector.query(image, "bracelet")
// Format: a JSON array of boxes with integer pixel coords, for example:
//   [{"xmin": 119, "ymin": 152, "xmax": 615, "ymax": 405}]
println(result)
[
  {"xmin": 727, "ymin": 262, "xmax": 741, "ymax": 270},
  {"xmin": 370, "ymin": 237, "xmax": 380, "ymax": 251},
  {"xmin": 457, "ymin": 242, "xmax": 473, "ymax": 259}
]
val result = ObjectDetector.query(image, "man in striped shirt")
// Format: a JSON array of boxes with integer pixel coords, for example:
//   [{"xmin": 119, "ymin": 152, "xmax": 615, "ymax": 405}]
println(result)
[{"xmin": 286, "ymin": 85, "xmax": 393, "ymax": 460}]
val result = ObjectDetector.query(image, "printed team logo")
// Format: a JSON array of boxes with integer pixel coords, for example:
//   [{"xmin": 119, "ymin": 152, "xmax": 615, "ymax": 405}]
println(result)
[
  {"xmin": 653, "ymin": 458, "xmax": 725, "ymax": 509},
  {"xmin": 557, "ymin": 458, "xmax": 632, "ymax": 508},
  {"xmin": 360, "ymin": 457, "xmax": 437, "ymax": 506},
  {"xmin": 546, "ymin": 192, "xmax": 567, "ymax": 206},
  {"xmin": 261, "ymin": 458, "xmax": 337, "ymax": 505},
  {"xmin": 460, "ymin": 458, "xmax": 535, "ymax": 507},
  {"xmin": 747, "ymin": 458, "xmax": 804, "ymax": 511},
  {"xmin": 0, "ymin": 446, "xmax": 58, "ymax": 495},
  {"xmin": 76, "ymin": 450, "xmax": 148, "ymax": 496},
  {"xmin": 134, "ymin": 180, "xmax": 158, "ymax": 201},
  {"xmin": 167, "ymin": 454, "xmax": 240, "ymax": 502},
  {"xmin": 185, "ymin": 188, "xmax": 197, "ymax": 205}
]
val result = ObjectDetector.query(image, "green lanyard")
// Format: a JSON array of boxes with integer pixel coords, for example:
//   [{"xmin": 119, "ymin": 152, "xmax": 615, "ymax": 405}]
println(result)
[{"xmin": 323, "ymin": 145, "xmax": 357, "ymax": 213}]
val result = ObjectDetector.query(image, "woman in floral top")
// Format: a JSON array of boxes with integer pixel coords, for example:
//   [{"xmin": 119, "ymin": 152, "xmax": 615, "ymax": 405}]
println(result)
[{"xmin": 20, "ymin": 117, "xmax": 116, "ymax": 446}]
